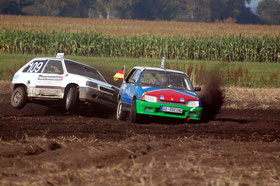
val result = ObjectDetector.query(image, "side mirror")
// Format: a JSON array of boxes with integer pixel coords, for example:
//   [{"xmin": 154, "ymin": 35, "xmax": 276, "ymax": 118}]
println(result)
[{"xmin": 194, "ymin": 87, "xmax": 201, "ymax": 92}]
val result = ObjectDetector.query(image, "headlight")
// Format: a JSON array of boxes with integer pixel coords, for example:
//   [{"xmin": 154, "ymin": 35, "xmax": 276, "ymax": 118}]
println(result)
[
  {"xmin": 86, "ymin": 81, "xmax": 98, "ymax": 88},
  {"xmin": 144, "ymin": 95, "xmax": 158, "ymax": 103},
  {"xmin": 186, "ymin": 101, "xmax": 199, "ymax": 107}
]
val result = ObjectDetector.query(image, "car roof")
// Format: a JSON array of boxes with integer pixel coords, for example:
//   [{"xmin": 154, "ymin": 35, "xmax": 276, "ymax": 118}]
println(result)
[
  {"xmin": 133, "ymin": 66, "xmax": 186, "ymax": 74},
  {"xmin": 32, "ymin": 57, "xmax": 61, "ymax": 61},
  {"xmin": 31, "ymin": 57, "xmax": 98, "ymax": 70}
]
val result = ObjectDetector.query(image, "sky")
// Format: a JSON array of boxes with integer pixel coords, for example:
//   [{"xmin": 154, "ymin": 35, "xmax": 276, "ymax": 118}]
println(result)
[{"xmin": 246, "ymin": 0, "xmax": 262, "ymax": 13}]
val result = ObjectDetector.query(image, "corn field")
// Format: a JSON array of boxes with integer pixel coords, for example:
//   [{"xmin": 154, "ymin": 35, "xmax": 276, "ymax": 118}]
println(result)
[{"xmin": 0, "ymin": 29, "xmax": 280, "ymax": 62}]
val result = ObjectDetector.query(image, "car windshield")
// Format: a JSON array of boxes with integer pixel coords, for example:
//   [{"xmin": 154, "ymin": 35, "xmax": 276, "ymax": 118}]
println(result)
[
  {"xmin": 139, "ymin": 70, "xmax": 193, "ymax": 91},
  {"xmin": 65, "ymin": 60, "xmax": 106, "ymax": 82}
]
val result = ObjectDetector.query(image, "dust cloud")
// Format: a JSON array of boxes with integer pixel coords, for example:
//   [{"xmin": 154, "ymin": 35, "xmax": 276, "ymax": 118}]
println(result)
[{"xmin": 199, "ymin": 70, "xmax": 224, "ymax": 122}]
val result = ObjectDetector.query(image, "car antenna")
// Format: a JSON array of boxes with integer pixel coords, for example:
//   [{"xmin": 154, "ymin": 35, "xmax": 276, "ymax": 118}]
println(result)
[
  {"xmin": 161, "ymin": 57, "xmax": 165, "ymax": 69},
  {"xmin": 123, "ymin": 65, "xmax": 125, "ymax": 83}
]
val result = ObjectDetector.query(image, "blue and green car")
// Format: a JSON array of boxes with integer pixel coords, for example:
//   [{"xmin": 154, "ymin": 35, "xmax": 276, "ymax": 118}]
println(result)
[{"xmin": 116, "ymin": 66, "xmax": 203, "ymax": 123}]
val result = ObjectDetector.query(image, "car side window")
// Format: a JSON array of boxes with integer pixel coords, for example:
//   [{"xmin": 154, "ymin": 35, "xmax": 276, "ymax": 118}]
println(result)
[
  {"xmin": 64, "ymin": 60, "xmax": 84, "ymax": 76},
  {"xmin": 42, "ymin": 60, "xmax": 64, "ymax": 74},
  {"xmin": 128, "ymin": 69, "xmax": 141, "ymax": 84},
  {"xmin": 125, "ymin": 69, "xmax": 136, "ymax": 83},
  {"xmin": 22, "ymin": 60, "xmax": 47, "ymax": 73}
]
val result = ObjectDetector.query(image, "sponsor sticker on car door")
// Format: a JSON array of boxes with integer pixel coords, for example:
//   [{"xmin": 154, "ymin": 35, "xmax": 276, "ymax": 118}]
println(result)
[{"xmin": 35, "ymin": 60, "xmax": 64, "ymax": 97}]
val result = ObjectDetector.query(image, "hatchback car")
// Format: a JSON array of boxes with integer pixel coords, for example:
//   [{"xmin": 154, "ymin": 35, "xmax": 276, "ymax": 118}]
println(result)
[
  {"xmin": 11, "ymin": 53, "xmax": 119, "ymax": 111},
  {"xmin": 116, "ymin": 66, "xmax": 202, "ymax": 123}
]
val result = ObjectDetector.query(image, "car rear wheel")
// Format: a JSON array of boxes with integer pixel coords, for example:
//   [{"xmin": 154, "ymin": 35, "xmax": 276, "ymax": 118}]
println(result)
[
  {"xmin": 130, "ymin": 98, "xmax": 139, "ymax": 123},
  {"xmin": 65, "ymin": 87, "xmax": 78, "ymax": 111},
  {"xmin": 11, "ymin": 86, "xmax": 27, "ymax": 109},
  {"xmin": 116, "ymin": 99, "xmax": 127, "ymax": 121}
]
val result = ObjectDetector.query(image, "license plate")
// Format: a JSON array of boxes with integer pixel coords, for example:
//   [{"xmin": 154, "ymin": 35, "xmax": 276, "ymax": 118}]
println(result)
[{"xmin": 161, "ymin": 106, "xmax": 183, "ymax": 114}]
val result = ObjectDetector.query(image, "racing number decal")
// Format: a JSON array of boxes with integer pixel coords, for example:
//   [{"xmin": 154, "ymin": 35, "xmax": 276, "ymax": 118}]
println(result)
[
  {"xmin": 27, "ymin": 62, "xmax": 44, "ymax": 73},
  {"xmin": 23, "ymin": 60, "xmax": 47, "ymax": 73}
]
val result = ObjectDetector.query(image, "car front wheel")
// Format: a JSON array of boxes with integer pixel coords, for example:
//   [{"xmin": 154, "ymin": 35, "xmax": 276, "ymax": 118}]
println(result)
[
  {"xmin": 11, "ymin": 86, "xmax": 27, "ymax": 109},
  {"xmin": 65, "ymin": 87, "xmax": 78, "ymax": 111},
  {"xmin": 116, "ymin": 99, "xmax": 127, "ymax": 121}
]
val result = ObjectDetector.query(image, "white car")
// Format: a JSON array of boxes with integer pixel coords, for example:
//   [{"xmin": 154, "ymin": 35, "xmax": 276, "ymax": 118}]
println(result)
[{"xmin": 11, "ymin": 53, "xmax": 119, "ymax": 111}]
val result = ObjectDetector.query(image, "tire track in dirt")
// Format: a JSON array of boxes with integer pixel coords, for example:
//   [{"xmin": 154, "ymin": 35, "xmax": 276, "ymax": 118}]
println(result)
[{"xmin": 0, "ymin": 106, "xmax": 280, "ymax": 142}]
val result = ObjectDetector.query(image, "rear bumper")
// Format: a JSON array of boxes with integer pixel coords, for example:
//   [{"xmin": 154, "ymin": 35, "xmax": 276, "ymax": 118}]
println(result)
[{"xmin": 136, "ymin": 100, "xmax": 202, "ymax": 120}]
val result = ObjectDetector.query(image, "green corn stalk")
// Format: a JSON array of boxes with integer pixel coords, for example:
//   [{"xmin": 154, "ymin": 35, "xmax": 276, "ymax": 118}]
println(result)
[{"xmin": 0, "ymin": 29, "xmax": 279, "ymax": 63}]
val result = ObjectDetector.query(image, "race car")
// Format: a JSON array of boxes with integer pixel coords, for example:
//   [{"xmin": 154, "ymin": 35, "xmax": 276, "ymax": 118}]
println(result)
[
  {"xmin": 116, "ymin": 66, "xmax": 202, "ymax": 123},
  {"xmin": 11, "ymin": 53, "xmax": 119, "ymax": 111}
]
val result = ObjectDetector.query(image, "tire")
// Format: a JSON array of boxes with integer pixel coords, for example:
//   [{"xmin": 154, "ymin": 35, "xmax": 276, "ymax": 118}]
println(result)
[
  {"xmin": 116, "ymin": 99, "xmax": 127, "ymax": 121},
  {"xmin": 64, "ymin": 87, "xmax": 78, "ymax": 111},
  {"xmin": 130, "ymin": 98, "xmax": 139, "ymax": 123},
  {"xmin": 11, "ymin": 86, "xmax": 27, "ymax": 109}
]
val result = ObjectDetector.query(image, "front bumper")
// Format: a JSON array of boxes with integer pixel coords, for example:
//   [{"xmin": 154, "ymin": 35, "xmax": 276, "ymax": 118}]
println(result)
[
  {"xmin": 136, "ymin": 100, "xmax": 202, "ymax": 120},
  {"xmin": 79, "ymin": 86, "xmax": 117, "ymax": 107}
]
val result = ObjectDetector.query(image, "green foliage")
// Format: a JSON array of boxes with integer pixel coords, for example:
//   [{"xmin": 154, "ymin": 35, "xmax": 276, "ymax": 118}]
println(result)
[
  {"xmin": 256, "ymin": 0, "xmax": 280, "ymax": 24},
  {"xmin": 0, "ymin": 0, "xmax": 261, "ymax": 24},
  {"xmin": 131, "ymin": 0, "xmax": 178, "ymax": 20},
  {"xmin": 1, "ymin": 29, "xmax": 280, "ymax": 63}
]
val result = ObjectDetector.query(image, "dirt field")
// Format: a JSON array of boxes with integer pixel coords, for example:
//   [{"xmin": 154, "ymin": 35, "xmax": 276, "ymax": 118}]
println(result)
[{"xmin": 0, "ymin": 80, "xmax": 280, "ymax": 185}]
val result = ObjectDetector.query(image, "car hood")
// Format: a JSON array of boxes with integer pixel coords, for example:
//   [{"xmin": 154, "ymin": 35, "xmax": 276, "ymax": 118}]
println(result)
[{"xmin": 140, "ymin": 86, "xmax": 199, "ymax": 103}]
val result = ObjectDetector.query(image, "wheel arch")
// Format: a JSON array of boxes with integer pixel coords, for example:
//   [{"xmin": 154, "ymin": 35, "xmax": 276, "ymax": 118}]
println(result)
[
  {"xmin": 64, "ymin": 83, "xmax": 79, "ymax": 98},
  {"xmin": 12, "ymin": 83, "xmax": 27, "ymax": 91}
]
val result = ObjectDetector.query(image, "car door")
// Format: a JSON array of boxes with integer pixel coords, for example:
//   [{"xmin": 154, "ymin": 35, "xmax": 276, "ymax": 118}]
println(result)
[
  {"xmin": 121, "ymin": 68, "xmax": 141, "ymax": 105},
  {"xmin": 35, "ymin": 60, "xmax": 64, "ymax": 97}
]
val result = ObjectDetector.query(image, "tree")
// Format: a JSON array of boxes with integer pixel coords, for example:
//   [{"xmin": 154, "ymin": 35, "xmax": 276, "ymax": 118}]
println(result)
[
  {"xmin": 59, "ymin": 0, "xmax": 91, "ymax": 18},
  {"xmin": 209, "ymin": 0, "xmax": 259, "ymax": 23},
  {"xmin": 0, "ymin": 0, "xmax": 272, "ymax": 25},
  {"xmin": 110, "ymin": 0, "xmax": 134, "ymax": 19},
  {"xmin": 131, "ymin": 0, "xmax": 178, "ymax": 20},
  {"xmin": 187, "ymin": 0, "xmax": 211, "ymax": 22},
  {"xmin": 20, "ymin": 0, "xmax": 65, "ymax": 16},
  {"xmin": 0, "ymin": 0, "xmax": 22, "ymax": 14},
  {"xmin": 257, "ymin": 0, "xmax": 280, "ymax": 24},
  {"xmin": 39, "ymin": 0, "xmax": 65, "ymax": 16}
]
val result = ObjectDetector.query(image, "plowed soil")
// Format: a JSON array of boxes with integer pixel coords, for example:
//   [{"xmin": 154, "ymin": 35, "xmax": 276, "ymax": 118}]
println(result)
[{"xmin": 0, "ymin": 81, "xmax": 280, "ymax": 185}]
